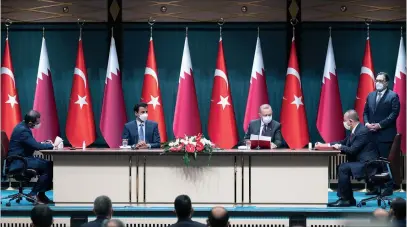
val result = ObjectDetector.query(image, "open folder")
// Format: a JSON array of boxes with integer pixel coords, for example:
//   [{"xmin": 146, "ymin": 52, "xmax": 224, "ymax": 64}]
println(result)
[
  {"xmin": 314, "ymin": 143, "xmax": 334, "ymax": 150},
  {"xmin": 249, "ymin": 134, "xmax": 271, "ymax": 149}
]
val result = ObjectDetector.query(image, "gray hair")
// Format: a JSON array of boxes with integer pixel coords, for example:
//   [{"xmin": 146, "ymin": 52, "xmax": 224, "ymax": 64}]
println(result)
[
  {"xmin": 345, "ymin": 109, "xmax": 359, "ymax": 122},
  {"xmin": 102, "ymin": 219, "xmax": 125, "ymax": 227},
  {"xmin": 258, "ymin": 104, "xmax": 272, "ymax": 113}
]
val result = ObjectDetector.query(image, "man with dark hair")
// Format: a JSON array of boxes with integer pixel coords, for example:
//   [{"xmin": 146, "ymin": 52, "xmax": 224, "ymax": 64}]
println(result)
[
  {"xmin": 81, "ymin": 195, "xmax": 113, "ymax": 227},
  {"xmin": 7, "ymin": 110, "xmax": 55, "ymax": 204},
  {"xmin": 316, "ymin": 109, "xmax": 378, "ymax": 207},
  {"xmin": 31, "ymin": 204, "xmax": 53, "ymax": 227},
  {"xmin": 364, "ymin": 72, "xmax": 400, "ymax": 195},
  {"xmin": 207, "ymin": 206, "xmax": 229, "ymax": 227},
  {"xmin": 389, "ymin": 197, "xmax": 406, "ymax": 227},
  {"xmin": 122, "ymin": 102, "xmax": 161, "ymax": 149},
  {"xmin": 170, "ymin": 195, "xmax": 205, "ymax": 227}
]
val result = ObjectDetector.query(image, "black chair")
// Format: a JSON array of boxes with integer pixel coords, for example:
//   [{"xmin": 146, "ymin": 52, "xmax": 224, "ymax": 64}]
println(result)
[
  {"xmin": 1, "ymin": 131, "xmax": 39, "ymax": 206},
  {"xmin": 357, "ymin": 134, "xmax": 401, "ymax": 209}
]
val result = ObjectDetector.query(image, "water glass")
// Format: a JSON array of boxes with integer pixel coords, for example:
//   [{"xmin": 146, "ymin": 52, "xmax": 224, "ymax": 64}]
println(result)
[
  {"xmin": 245, "ymin": 140, "xmax": 251, "ymax": 150},
  {"xmin": 122, "ymin": 139, "xmax": 128, "ymax": 147}
]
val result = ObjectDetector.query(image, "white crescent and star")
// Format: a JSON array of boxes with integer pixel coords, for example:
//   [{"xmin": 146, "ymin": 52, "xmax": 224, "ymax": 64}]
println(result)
[
  {"xmin": 2, "ymin": 67, "xmax": 19, "ymax": 108},
  {"xmin": 145, "ymin": 67, "xmax": 159, "ymax": 88},
  {"xmin": 5, "ymin": 94, "xmax": 18, "ymax": 108},
  {"xmin": 214, "ymin": 69, "xmax": 229, "ymax": 90},
  {"xmin": 286, "ymin": 67, "xmax": 301, "ymax": 88},
  {"xmin": 74, "ymin": 67, "xmax": 87, "ymax": 88},
  {"xmin": 360, "ymin": 66, "xmax": 374, "ymax": 80},
  {"xmin": 75, "ymin": 95, "xmax": 88, "ymax": 109}
]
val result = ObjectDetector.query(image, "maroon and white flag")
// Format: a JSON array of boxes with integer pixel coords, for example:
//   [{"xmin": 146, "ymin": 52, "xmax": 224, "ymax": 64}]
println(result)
[
  {"xmin": 394, "ymin": 36, "xmax": 406, "ymax": 153},
  {"xmin": 32, "ymin": 36, "xmax": 60, "ymax": 141},
  {"xmin": 100, "ymin": 36, "xmax": 127, "ymax": 148}
]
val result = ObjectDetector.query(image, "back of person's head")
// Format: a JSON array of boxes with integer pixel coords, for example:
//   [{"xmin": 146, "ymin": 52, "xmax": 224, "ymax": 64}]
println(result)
[
  {"xmin": 24, "ymin": 110, "xmax": 41, "ymax": 125},
  {"xmin": 207, "ymin": 206, "xmax": 229, "ymax": 227},
  {"xmin": 93, "ymin": 195, "xmax": 113, "ymax": 218},
  {"xmin": 102, "ymin": 219, "xmax": 125, "ymax": 227},
  {"xmin": 31, "ymin": 204, "xmax": 53, "ymax": 227},
  {"xmin": 174, "ymin": 195, "xmax": 193, "ymax": 219},
  {"xmin": 390, "ymin": 197, "xmax": 406, "ymax": 220}
]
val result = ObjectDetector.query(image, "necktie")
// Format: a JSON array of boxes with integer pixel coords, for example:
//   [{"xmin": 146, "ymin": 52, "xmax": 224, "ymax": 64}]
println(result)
[
  {"xmin": 376, "ymin": 92, "xmax": 382, "ymax": 107},
  {"xmin": 139, "ymin": 124, "xmax": 145, "ymax": 141},
  {"xmin": 261, "ymin": 124, "xmax": 267, "ymax": 136}
]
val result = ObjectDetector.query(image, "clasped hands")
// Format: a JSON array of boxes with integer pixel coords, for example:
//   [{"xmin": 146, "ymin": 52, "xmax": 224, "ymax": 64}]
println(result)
[
  {"xmin": 366, "ymin": 123, "xmax": 380, "ymax": 131},
  {"xmin": 134, "ymin": 141, "xmax": 149, "ymax": 149}
]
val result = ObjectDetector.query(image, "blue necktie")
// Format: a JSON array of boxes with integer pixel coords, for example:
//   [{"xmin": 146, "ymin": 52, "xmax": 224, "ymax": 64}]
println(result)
[{"xmin": 139, "ymin": 124, "xmax": 145, "ymax": 141}]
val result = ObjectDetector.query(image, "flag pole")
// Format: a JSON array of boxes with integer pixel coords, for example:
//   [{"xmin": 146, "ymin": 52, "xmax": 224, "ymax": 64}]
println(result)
[
  {"xmin": 77, "ymin": 18, "xmax": 85, "ymax": 40},
  {"xmin": 4, "ymin": 19, "xmax": 15, "ymax": 191},
  {"xmin": 148, "ymin": 17, "xmax": 155, "ymax": 39},
  {"xmin": 218, "ymin": 18, "xmax": 224, "ymax": 38}
]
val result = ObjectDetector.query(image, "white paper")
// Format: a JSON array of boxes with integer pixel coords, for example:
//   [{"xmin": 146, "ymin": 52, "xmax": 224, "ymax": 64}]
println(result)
[
  {"xmin": 249, "ymin": 134, "xmax": 271, "ymax": 141},
  {"xmin": 54, "ymin": 136, "xmax": 63, "ymax": 147}
]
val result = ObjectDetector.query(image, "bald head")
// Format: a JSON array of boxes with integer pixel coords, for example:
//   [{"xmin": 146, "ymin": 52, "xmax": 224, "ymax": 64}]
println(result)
[{"xmin": 207, "ymin": 206, "xmax": 229, "ymax": 227}]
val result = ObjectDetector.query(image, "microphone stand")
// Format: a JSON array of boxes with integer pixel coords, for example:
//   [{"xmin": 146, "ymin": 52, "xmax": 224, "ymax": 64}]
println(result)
[{"xmin": 256, "ymin": 131, "xmax": 261, "ymax": 150}]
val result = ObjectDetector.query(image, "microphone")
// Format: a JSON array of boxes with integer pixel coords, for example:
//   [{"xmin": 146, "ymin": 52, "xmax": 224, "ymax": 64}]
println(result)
[{"xmin": 256, "ymin": 125, "xmax": 263, "ymax": 150}]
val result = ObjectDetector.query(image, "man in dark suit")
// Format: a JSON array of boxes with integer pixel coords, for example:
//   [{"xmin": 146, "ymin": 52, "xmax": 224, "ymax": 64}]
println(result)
[
  {"xmin": 7, "ymin": 110, "xmax": 55, "ymax": 204},
  {"xmin": 122, "ymin": 103, "xmax": 161, "ymax": 149},
  {"xmin": 207, "ymin": 206, "xmax": 230, "ymax": 227},
  {"xmin": 317, "ymin": 109, "xmax": 378, "ymax": 207},
  {"xmin": 244, "ymin": 104, "xmax": 283, "ymax": 148},
  {"xmin": 363, "ymin": 72, "xmax": 400, "ymax": 195},
  {"xmin": 169, "ymin": 195, "xmax": 205, "ymax": 227},
  {"xmin": 81, "ymin": 195, "xmax": 112, "ymax": 227}
]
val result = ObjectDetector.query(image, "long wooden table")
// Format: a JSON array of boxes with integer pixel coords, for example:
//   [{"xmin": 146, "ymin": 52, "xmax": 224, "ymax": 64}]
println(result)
[{"xmin": 40, "ymin": 149, "xmax": 339, "ymax": 207}]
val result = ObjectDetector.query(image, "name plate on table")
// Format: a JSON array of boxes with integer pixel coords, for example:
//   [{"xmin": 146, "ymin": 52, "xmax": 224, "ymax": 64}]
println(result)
[{"xmin": 249, "ymin": 134, "xmax": 271, "ymax": 149}]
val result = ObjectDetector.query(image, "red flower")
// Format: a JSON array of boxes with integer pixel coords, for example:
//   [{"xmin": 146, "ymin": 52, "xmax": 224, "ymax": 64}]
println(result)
[
  {"xmin": 185, "ymin": 144, "xmax": 195, "ymax": 153},
  {"xmin": 196, "ymin": 134, "xmax": 202, "ymax": 141},
  {"xmin": 196, "ymin": 141, "xmax": 204, "ymax": 152}
]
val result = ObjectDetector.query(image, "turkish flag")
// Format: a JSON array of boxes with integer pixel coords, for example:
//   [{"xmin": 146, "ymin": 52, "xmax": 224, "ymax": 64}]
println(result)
[
  {"xmin": 1, "ymin": 38, "xmax": 22, "ymax": 139},
  {"xmin": 66, "ymin": 38, "xmax": 96, "ymax": 147},
  {"xmin": 243, "ymin": 36, "xmax": 269, "ymax": 132},
  {"xmin": 100, "ymin": 36, "xmax": 127, "ymax": 148},
  {"xmin": 208, "ymin": 38, "xmax": 238, "ymax": 149},
  {"xmin": 316, "ymin": 36, "xmax": 345, "ymax": 143},
  {"xmin": 280, "ymin": 38, "xmax": 309, "ymax": 149},
  {"xmin": 32, "ymin": 37, "xmax": 60, "ymax": 141},
  {"xmin": 394, "ymin": 36, "xmax": 406, "ymax": 153},
  {"xmin": 355, "ymin": 38, "xmax": 375, "ymax": 123},
  {"xmin": 141, "ymin": 38, "xmax": 167, "ymax": 142},
  {"xmin": 173, "ymin": 36, "xmax": 202, "ymax": 138}
]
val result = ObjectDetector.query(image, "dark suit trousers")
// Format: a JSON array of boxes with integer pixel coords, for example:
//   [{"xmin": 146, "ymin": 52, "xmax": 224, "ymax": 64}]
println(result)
[
  {"xmin": 26, "ymin": 157, "xmax": 53, "ymax": 194},
  {"xmin": 337, "ymin": 163, "xmax": 357, "ymax": 200}
]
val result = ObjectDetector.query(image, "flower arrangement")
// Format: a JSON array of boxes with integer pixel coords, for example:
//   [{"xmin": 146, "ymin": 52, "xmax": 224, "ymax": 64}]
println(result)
[{"xmin": 161, "ymin": 134, "xmax": 215, "ymax": 166}]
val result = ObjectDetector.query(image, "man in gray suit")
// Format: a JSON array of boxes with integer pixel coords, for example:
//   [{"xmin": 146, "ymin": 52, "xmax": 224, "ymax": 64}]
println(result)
[{"xmin": 244, "ymin": 104, "xmax": 283, "ymax": 148}]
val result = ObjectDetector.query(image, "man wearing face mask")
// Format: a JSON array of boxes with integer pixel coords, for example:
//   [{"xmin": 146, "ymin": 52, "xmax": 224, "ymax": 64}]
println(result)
[
  {"xmin": 243, "ymin": 104, "xmax": 283, "ymax": 149},
  {"xmin": 316, "ymin": 110, "xmax": 378, "ymax": 207},
  {"xmin": 122, "ymin": 102, "xmax": 161, "ymax": 149},
  {"xmin": 363, "ymin": 72, "xmax": 400, "ymax": 196},
  {"xmin": 6, "ymin": 110, "xmax": 55, "ymax": 204}
]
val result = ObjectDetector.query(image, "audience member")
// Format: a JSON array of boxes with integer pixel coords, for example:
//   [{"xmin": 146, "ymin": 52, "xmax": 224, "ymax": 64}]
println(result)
[
  {"xmin": 31, "ymin": 204, "xmax": 53, "ymax": 227},
  {"xmin": 207, "ymin": 206, "xmax": 229, "ymax": 227},
  {"xmin": 389, "ymin": 197, "xmax": 406, "ymax": 227},
  {"xmin": 170, "ymin": 195, "xmax": 205, "ymax": 227},
  {"xmin": 81, "ymin": 195, "xmax": 113, "ymax": 227},
  {"xmin": 102, "ymin": 219, "xmax": 125, "ymax": 227}
]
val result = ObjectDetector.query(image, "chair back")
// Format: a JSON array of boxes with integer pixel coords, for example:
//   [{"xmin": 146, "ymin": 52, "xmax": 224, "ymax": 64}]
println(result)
[{"xmin": 387, "ymin": 134, "xmax": 402, "ymax": 185}]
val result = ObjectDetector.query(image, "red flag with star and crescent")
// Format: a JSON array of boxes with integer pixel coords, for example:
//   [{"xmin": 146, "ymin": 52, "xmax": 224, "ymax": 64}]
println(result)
[
  {"xmin": 394, "ymin": 36, "xmax": 406, "ymax": 153},
  {"xmin": 354, "ymin": 37, "xmax": 375, "ymax": 123},
  {"xmin": 1, "ymin": 37, "xmax": 22, "ymax": 139},
  {"xmin": 140, "ymin": 37, "xmax": 167, "ymax": 142},
  {"xmin": 66, "ymin": 38, "xmax": 96, "ymax": 147},
  {"xmin": 208, "ymin": 37, "xmax": 238, "ymax": 149},
  {"xmin": 280, "ymin": 37, "xmax": 309, "ymax": 149}
]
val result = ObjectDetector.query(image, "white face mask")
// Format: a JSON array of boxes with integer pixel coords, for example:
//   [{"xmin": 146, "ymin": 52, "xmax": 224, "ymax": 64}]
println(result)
[
  {"xmin": 138, "ymin": 113, "xmax": 148, "ymax": 122},
  {"xmin": 262, "ymin": 116, "xmax": 272, "ymax": 124},
  {"xmin": 33, "ymin": 123, "xmax": 41, "ymax": 129},
  {"xmin": 343, "ymin": 121, "xmax": 351, "ymax": 130},
  {"xmin": 376, "ymin": 82, "xmax": 384, "ymax": 91}
]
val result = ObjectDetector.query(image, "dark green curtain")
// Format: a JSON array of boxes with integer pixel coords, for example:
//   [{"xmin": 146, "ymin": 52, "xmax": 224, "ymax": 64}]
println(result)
[{"xmin": 1, "ymin": 22, "xmax": 404, "ymax": 146}]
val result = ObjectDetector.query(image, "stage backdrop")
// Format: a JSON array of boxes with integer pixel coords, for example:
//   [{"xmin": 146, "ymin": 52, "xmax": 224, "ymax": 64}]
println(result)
[{"xmin": 1, "ymin": 22, "xmax": 404, "ymax": 146}]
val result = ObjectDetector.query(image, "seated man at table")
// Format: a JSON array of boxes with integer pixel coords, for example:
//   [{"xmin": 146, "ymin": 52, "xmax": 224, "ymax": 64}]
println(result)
[
  {"xmin": 316, "ymin": 109, "xmax": 378, "ymax": 207},
  {"xmin": 244, "ymin": 104, "xmax": 283, "ymax": 149},
  {"xmin": 122, "ymin": 102, "xmax": 161, "ymax": 149},
  {"xmin": 7, "ymin": 110, "xmax": 55, "ymax": 204}
]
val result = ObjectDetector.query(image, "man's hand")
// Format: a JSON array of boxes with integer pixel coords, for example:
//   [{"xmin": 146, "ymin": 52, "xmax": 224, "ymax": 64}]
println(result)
[
  {"xmin": 371, "ymin": 123, "xmax": 381, "ymax": 130},
  {"xmin": 333, "ymin": 144, "xmax": 341, "ymax": 150},
  {"xmin": 136, "ymin": 141, "xmax": 148, "ymax": 149},
  {"xmin": 270, "ymin": 142, "xmax": 277, "ymax": 149},
  {"xmin": 366, "ymin": 123, "xmax": 377, "ymax": 131}
]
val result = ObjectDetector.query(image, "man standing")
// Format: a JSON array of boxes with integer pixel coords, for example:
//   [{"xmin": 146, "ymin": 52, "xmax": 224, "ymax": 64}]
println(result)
[
  {"xmin": 170, "ymin": 195, "xmax": 205, "ymax": 227},
  {"xmin": 122, "ymin": 103, "xmax": 161, "ymax": 149},
  {"xmin": 7, "ymin": 110, "xmax": 55, "ymax": 204},
  {"xmin": 316, "ymin": 110, "xmax": 378, "ymax": 207},
  {"xmin": 363, "ymin": 72, "xmax": 400, "ymax": 195},
  {"xmin": 244, "ymin": 104, "xmax": 283, "ymax": 149}
]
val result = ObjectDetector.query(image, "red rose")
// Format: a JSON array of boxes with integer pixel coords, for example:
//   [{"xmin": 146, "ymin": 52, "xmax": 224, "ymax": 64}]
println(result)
[
  {"xmin": 169, "ymin": 147, "xmax": 179, "ymax": 152},
  {"xmin": 196, "ymin": 141, "xmax": 204, "ymax": 152},
  {"xmin": 185, "ymin": 144, "xmax": 195, "ymax": 153},
  {"xmin": 196, "ymin": 134, "xmax": 202, "ymax": 141}
]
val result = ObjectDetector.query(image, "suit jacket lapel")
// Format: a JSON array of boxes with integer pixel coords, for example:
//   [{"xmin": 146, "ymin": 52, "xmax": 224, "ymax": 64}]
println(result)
[{"xmin": 133, "ymin": 121, "xmax": 139, "ymax": 143}]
